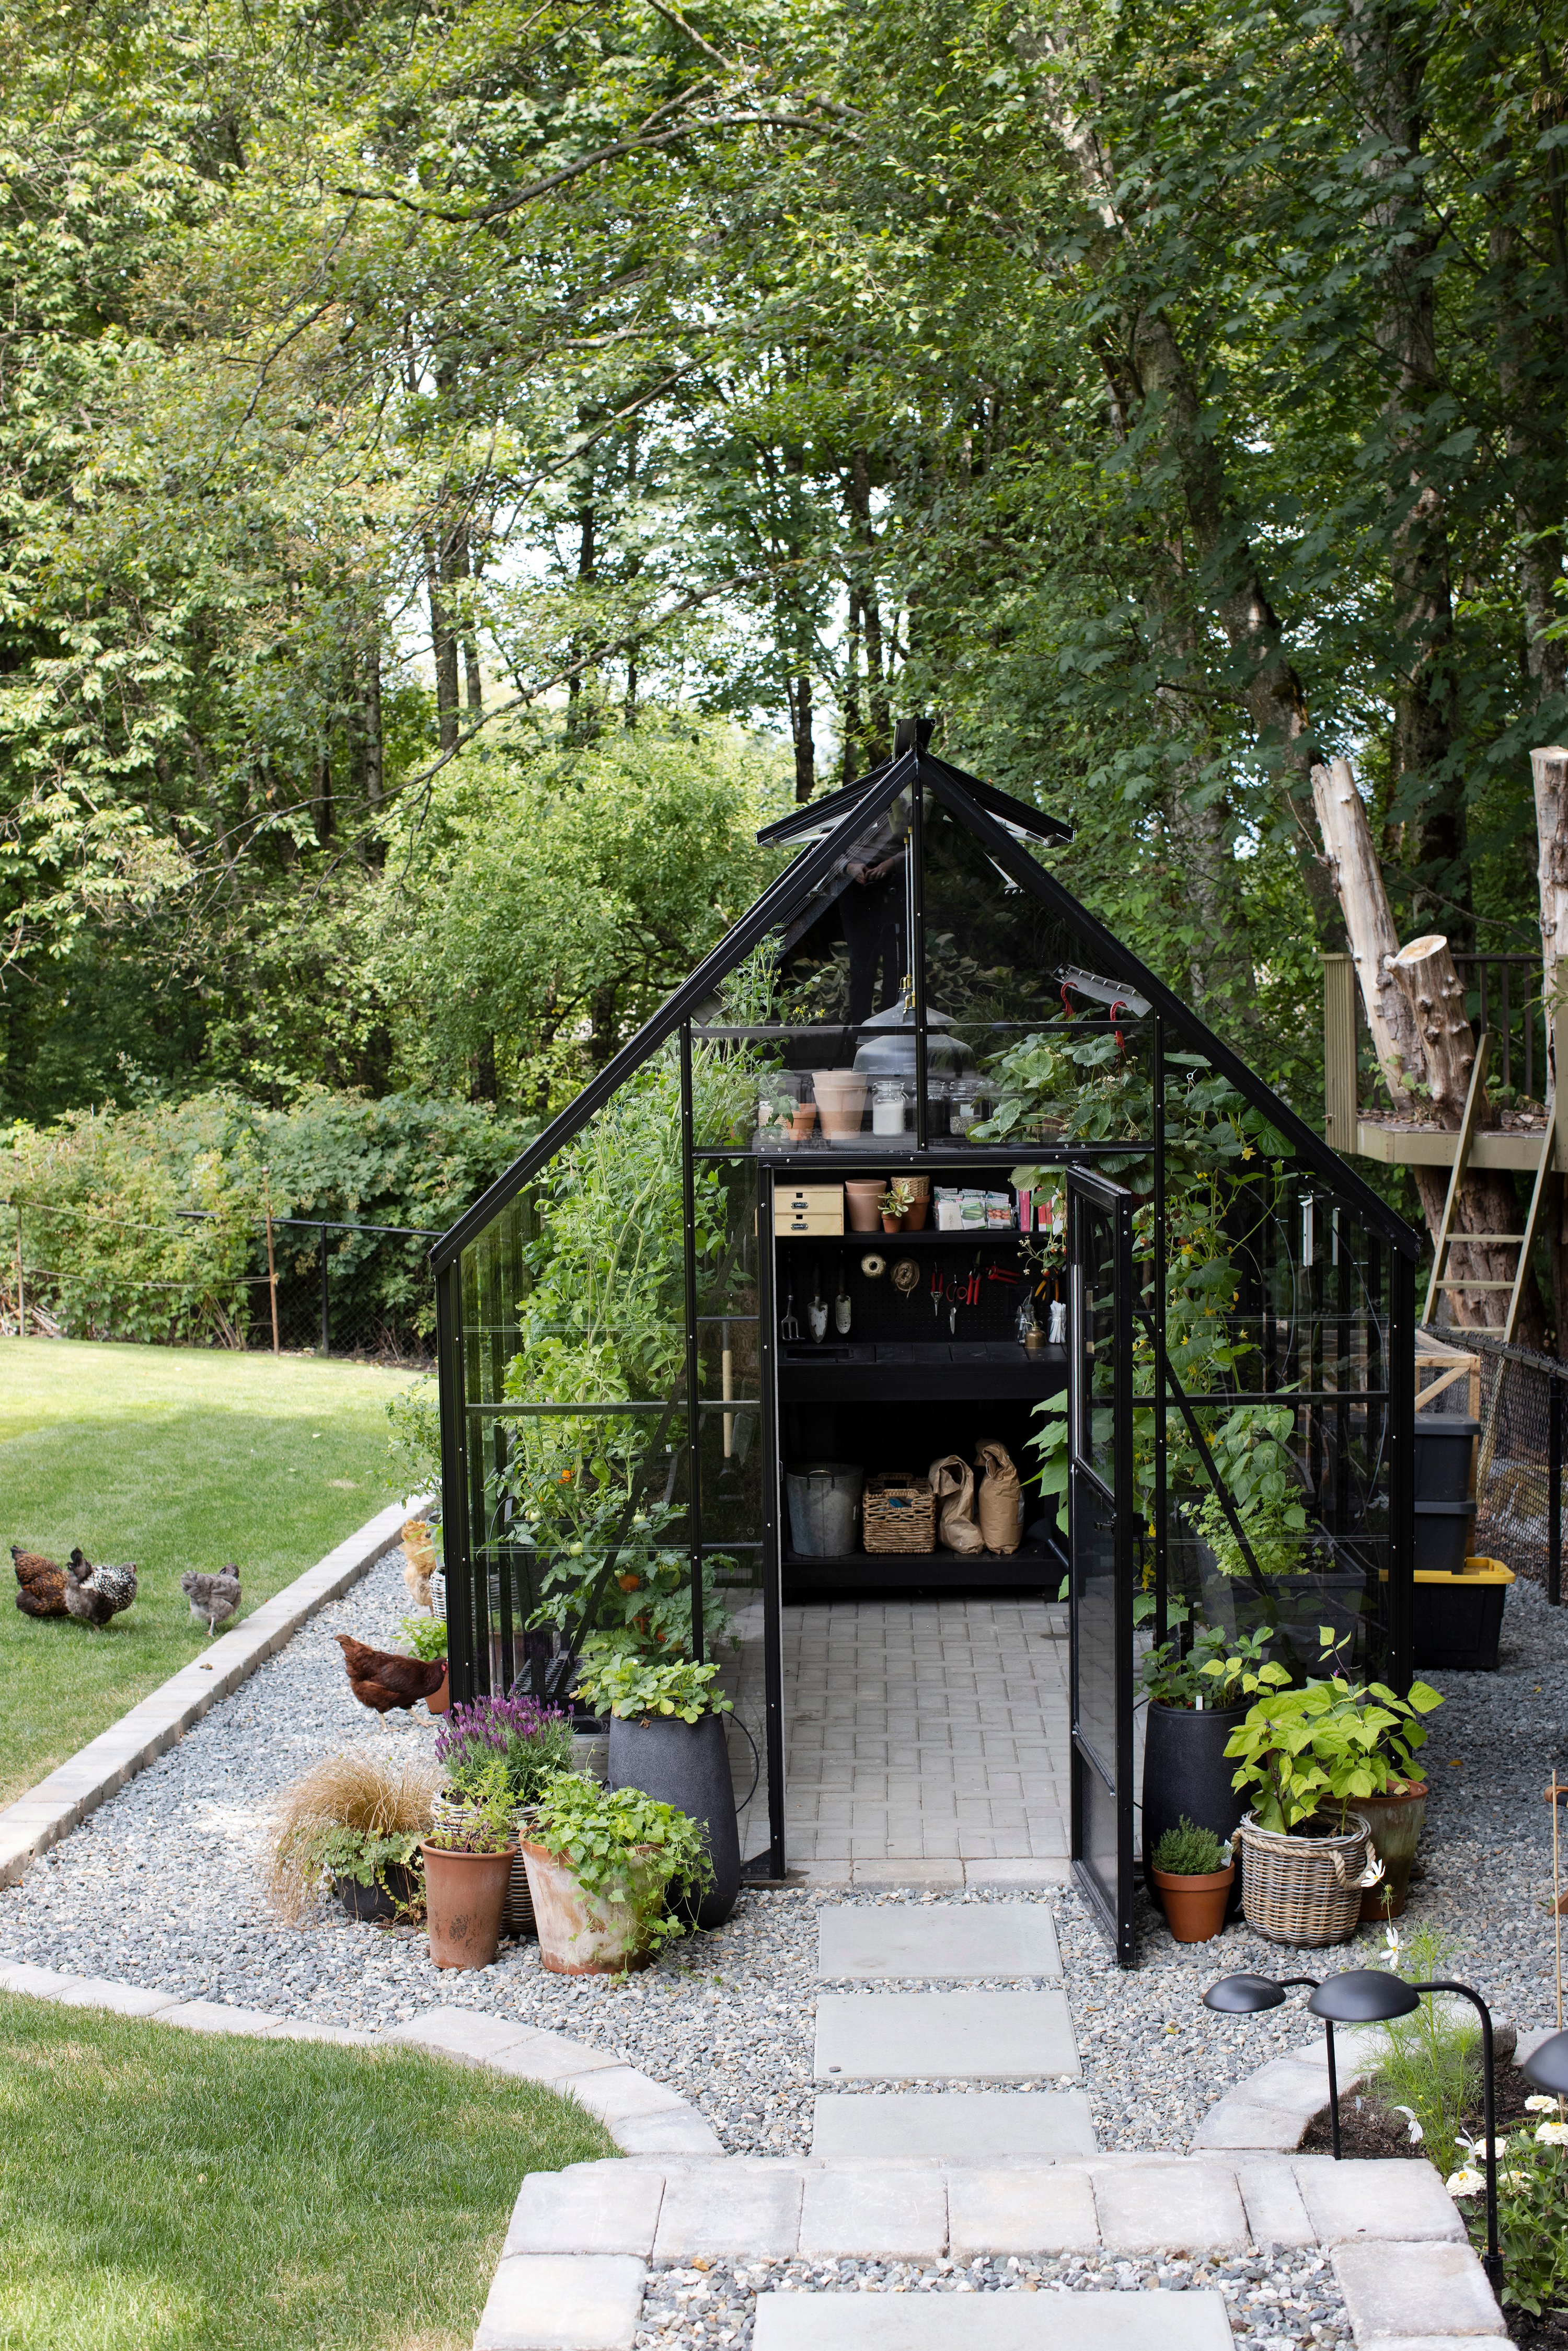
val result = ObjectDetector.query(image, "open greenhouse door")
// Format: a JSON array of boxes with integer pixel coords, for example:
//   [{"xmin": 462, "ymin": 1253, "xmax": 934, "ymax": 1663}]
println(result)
[{"xmin": 1067, "ymin": 1167, "xmax": 1137, "ymax": 1966}]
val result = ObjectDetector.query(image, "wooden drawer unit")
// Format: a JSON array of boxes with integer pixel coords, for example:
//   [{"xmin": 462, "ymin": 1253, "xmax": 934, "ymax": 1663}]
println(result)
[{"xmin": 777, "ymin": 1184, "xmax": 844, "ymax": 1236}]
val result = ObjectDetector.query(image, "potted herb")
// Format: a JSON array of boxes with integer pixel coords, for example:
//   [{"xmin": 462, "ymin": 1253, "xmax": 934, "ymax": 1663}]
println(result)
[
  {"xmin": 520, "ymin": 1770, "xmax": 713, "ymax": 1974},
  {"xmin": 1150, "ymin": 1817, "xmax": 1235, "ymax": 1943},
  {"xmin": 878, "ymin": 1179, "xmax": 916, "ymax": 1232},
  {"xmin": 573, "ymin": 1654, "xmax": 740, "ymax": 1928},
  {"xmin": 268, "ymin": 1751, "xmax": 437, "ymax": 1927},
  {"xmin": 1226, "ymin": 1673, "xmax": 1441, "ymax": 1946},
  {"xmin": 396, "ymin": 1610, "xmax": 450, "ymax": 1714},
  {"xmin": 1140, "ymin": 1623, "xmax": 1285, "ymax": 1905},
  {"xmin": 421, "ymin": 1759, "xmax": 518, "ymax": 1969},
  {"xmin": 434, "ymin": 1693, "xmax": 577, "ymax": 1936}
]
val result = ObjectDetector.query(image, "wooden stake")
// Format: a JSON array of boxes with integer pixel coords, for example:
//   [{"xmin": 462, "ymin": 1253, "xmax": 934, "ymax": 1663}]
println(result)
[{"xmin": 262, "ymin": 1168, "xmax": 280, "ymax": 1356}]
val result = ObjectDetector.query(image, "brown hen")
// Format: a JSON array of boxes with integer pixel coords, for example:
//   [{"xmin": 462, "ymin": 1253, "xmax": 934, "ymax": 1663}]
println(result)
[
  {"xmin": 335, "ymin": 1633, "xmax": 446, "ymax": 1715},
  {"xmin": 13, "ymin": 1546, "xmax": 67, "ymax": 1617}
]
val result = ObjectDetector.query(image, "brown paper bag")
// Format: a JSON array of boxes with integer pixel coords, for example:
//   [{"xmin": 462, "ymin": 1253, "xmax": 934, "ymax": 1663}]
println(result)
[
  {"xmin": 974, "ymin": 1439, "xmax": 1023, "ymax": 1554},
  {"xmin": 928, "ymin": 1454, "xmax": 984, "ymax": 1553}
]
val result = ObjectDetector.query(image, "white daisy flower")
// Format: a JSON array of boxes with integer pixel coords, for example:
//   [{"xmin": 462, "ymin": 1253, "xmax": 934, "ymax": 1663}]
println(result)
[
  {"xmin": 1534, "ymin": 2121, "xmax": 1568, "ymax": 2147},
  {"xmin": 1446, "ymin": 2168, "xmax": 1484, "ymax": 2197}
]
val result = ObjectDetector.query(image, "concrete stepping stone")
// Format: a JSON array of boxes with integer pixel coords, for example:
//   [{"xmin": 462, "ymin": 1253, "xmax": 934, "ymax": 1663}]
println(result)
[
  {"xmin": 817, "ymin": 1904, "xmax": 1061, "ymax": 1981},
  {"xmin": 752, "ymin": 2290, "xmax": 1233, "ymax": 2349},
  {"xmin": 811, "ymin": 2090, "xmax": 1095, "ymax": 2160},
  {"xmin": 816, "ymin": 1990, "xmax": 1079, "ymax": 2083}
]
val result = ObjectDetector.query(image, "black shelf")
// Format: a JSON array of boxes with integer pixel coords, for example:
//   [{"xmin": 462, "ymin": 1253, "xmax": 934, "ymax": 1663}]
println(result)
[
  {"xmin": 778, "ymin": 1340, "xmax": 1065, "ymax": 1401},
  {"xmin": 782, "ymin": 1541, "xmax": 1063, "ymax": 1601},
  {"xmin": 778, "ymin": 1228, "xmax": 1034, "ymax": 1248}
]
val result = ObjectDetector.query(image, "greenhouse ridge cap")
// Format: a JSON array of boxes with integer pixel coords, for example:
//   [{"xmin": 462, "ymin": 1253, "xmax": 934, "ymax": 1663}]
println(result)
[{"xmin": 756, "ymin": 755, "xmax": 1073, "ymax": 847}]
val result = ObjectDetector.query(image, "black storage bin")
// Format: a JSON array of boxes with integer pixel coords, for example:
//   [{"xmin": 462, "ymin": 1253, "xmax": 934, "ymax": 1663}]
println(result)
[
  {"xmin": 1414, "ymin": 1496, "xmax": 1477, "ymax": 1576},
  {"xmin": 1412, "ymin": 1415, "xmax": 1479, "ymax": 1503},
  {"xmin": 1412, "ymin": 1565, "xmax": 1511, "ymax": 1672}
]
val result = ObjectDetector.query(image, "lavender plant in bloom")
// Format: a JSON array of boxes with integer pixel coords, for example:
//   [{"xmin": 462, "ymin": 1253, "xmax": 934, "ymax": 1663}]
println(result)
[{"xmin": 435, "ymin": 1692, "xmax": 575, "ymax": 1804}]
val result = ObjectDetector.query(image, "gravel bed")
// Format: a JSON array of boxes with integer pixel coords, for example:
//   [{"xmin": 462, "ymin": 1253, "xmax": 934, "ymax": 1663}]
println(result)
[
  {"xmin": 635, "ymin": 2250, "xmax": 1352, "ymax": 2349},
  {"xmin": 3, "ymin": 1548, "xmax": 1564, "ymax": 2159}
]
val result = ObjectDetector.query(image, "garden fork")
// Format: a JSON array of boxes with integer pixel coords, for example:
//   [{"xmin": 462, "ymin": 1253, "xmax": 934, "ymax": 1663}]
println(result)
[{"xmin": 780, "ymin": 1285, "xmax": 801, "ymax": 1341}]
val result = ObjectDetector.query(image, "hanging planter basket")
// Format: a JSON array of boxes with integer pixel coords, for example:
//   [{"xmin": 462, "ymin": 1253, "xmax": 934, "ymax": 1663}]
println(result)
[{"xmin": 1237, "ymin": 1810, "xmax": 1380, "ymax": 1947}]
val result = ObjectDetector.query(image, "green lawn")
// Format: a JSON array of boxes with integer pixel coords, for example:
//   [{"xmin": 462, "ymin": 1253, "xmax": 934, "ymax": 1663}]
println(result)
[
  {"xmin": 0, "ymin": 1340, "xmax": 422, "ymax": 1804},
  {"xmin": 0, "ymin": 1991, "xmax": 616, "ymax": 2351}
]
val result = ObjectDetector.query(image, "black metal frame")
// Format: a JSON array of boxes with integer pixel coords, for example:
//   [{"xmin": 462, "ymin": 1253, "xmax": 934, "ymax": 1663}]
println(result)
[{"xmin": 430, "ymin": 737, "xmax": 1421, "ymax": 1956}]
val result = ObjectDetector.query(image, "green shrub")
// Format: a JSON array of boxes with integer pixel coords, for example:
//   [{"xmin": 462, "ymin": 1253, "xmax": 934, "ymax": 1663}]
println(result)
[{"xmin": 1151, "ymin": 1817, "xmax": 1231, "ymax": 1875}]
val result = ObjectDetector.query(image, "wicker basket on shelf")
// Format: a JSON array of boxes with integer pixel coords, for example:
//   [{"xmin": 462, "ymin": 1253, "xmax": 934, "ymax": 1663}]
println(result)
[
  {"xmin": 432, "ymin": 1789, "xmax": 535, "ymax": 1936},
  {"xmin": 861, "ymin": 1470, "xmax": 937, "ymax": 1555},
  {"xmin": 1237, "ymin": 1810, "xmax": 1378, "ymax": 1947}
]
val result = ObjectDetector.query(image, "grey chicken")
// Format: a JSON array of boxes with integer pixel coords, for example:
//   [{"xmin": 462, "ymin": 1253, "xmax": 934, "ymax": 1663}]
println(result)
[
  {"xmin": 62, "ymin": 1551, "xmax": 138, "ymax": 1628},
  {"xmin": 181, "ymin": 1565, "xmax": 241, "ymax": 1636}
]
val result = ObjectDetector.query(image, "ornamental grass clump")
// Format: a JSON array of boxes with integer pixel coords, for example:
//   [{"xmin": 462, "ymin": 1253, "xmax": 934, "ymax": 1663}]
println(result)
[
  {"xmin": 528, "ymin": 1770, "xmax": 712, "ymax": 1953},
  {"xmin": 268, "ymin": 1751, "xmax": 438, "ymax": 1924},
  {"xmin": 435, "ymin": 1692, "xmax": 575, "ymax": 1806}
]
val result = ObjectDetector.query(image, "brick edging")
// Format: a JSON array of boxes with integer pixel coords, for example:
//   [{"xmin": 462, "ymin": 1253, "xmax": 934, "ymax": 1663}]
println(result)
[{"xmin": 0, "ymin": 1492, "xmax": 430, "ymax": 1887}]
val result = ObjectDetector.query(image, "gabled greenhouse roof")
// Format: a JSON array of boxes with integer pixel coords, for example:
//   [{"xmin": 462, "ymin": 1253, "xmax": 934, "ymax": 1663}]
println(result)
[{"xmin": 431, "ymin": 740, "xmax": 1419, "ymax": 1271}]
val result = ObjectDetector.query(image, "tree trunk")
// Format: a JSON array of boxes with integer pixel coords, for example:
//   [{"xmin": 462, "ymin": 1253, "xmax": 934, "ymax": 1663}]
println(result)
[
  {"xmin": 363, "ymin": 650, "xmax": 384, "ymax": 816},
  {"xmin": 788, "ymin": 670, "xmax": 815, "ymax": 801},
  {"xmin": 1310, "ymin": 757, "xmax": 1423, "ymax": 1110},
  {"xmin": 841, "ymin": 589, "xmax": 862, "ymax": 787},
  {"xmin": 426, "ymin": 537, "xmax": 459, "ymax": 752},
  {"xmin": 1531, "ymin": 745, "xmax": 1568, "ymax": 1356},
  {"xmin": 1389, "ymin": 935, "xmax": 1479, "ymax": 1124}
]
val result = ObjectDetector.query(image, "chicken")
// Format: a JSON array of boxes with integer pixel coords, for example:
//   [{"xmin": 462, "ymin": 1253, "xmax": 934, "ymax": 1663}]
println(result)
[
  {"xmin": 62, "ymin": 1551, "xmax": 138, "ymax": 1628},
  {"xmin": 13, "ymin": 1546, "xmax": 68, "ymax": 1618},
  {"xmin": 181, "ymin": 1566, "xmax": 241, "ymax": 1637},
  {"xmin": 335, "ymin": 1632, "xmax": 446, "ymax": 1716},
  {"xmin": 400, "ymin": 1518, "xmax": 439, "ymax": 1613}
]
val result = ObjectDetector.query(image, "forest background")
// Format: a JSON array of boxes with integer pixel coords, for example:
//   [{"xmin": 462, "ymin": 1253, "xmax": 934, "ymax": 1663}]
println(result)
[{"xmin": 3, "ymin": 0, "xmax": 1566, "ymax": 1336}]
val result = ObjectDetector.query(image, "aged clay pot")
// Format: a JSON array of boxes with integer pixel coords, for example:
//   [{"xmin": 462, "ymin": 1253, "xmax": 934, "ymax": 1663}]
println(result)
[
  {"xmin": 520, "ymin": 1838, "xmax": 656, "ymax": 1975},
  {"xmin": 421, "ymin": 1841, "xmax": 514, "ymax": 1969},
  {"xmin": 1356, "ymin": 1781, "xmax": 1428, "ymax": 1921},
  {"xmin": 425, "ymin": 1664, "xmax": 451, "ymax": 1716},
  {"xmin": 1151, "ymin": 1863, "xmax": 1234, "ymax": 1944}
]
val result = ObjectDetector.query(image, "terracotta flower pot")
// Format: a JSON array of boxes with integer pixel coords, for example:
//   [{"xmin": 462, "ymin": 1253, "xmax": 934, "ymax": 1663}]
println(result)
[
  {"xmin": 881, "ymin": 1213, "xmax": 901, "ymax": 1232},
  {"xmin": 1151, "ymin": 1862, "xmax": 1234, "ymax": 1943},
  {"xmin": 421, "ymin": 1841, "xmax": 515, "ymax": 1969},
  {"xmin": 790, "ymin": 1104, "xmax": 818, "ymax": 1136},
  {"xmin": 425, "ymin": 1664, "xmax": 451, "ymax": 1716},
  {"xmin": 1356, "ymin": 1781, "xmax": 1428, "ymax": 1921},
  {"xmin": 845, "ymin": 1180, "xmax": 884, "ymax": 1232},
  {"xmin": 902, "ymin": 1199, "xmax": 930, "ymax": 1229},
  {"xmin": 520, "ymin": 1838, "xmax": 658, "ymax": 1975}
]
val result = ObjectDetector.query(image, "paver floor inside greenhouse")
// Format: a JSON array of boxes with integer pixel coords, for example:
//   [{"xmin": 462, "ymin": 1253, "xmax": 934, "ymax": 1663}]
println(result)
[{"xmin": 782, "ymin": 1599, "xmax": 1071, "ymax": 1877}]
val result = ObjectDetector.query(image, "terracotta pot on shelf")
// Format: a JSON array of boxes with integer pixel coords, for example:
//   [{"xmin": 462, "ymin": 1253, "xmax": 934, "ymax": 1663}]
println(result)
[
  {"xmin": 1356, "ymin": 1780, "xmax": 1428, "ymax": 1921},
  {"xmin": 421, "ymin": 1841, "xmax": 515, "ymax": 1969},
  {"xmin": 881, "ymin": 1213, "xmax": 901, "ymax": 1232},
  {"xmin": 845, "ymin": 1181, "xmax": 884, "ymax": 1232},
  {"xmin": 790, "ymin": 1104, "xmax": 818, "ymax": 1137},
  {"xmin": 902, "ymin": 1200, "xmax": 930, "ymax": 1229},
  {"xmin": 1151, "ymin": 1862, "xmax": 1234, "ymax": 1943},
  {"xmin": 520, "ymin": 1838, "xmax": 658, "ymax": 1975}
]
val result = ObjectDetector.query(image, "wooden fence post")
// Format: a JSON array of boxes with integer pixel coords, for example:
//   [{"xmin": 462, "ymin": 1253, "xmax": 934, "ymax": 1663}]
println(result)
[{"xmin": 261, "ymin": 1169, "xmax": 280, "ymax": 1355}]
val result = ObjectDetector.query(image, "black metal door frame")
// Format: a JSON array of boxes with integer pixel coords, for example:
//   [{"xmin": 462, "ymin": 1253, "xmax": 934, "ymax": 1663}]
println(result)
[{"xmin": 1067, "ymin": 1165, "xmax": 1137, "ymax": 1966}]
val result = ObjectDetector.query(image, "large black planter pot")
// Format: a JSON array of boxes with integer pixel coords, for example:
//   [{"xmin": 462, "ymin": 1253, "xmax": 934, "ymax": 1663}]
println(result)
[
  {"xmin": 1142, "ymin": 1700, "xmax": 1249, "ymax": 1915},
  {"xmin": 607, "ymin": 1711, "xmax": 741, "ymax": 1930}
]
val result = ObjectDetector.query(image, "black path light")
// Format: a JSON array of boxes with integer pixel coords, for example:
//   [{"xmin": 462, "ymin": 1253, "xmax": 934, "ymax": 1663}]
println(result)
[{"xmin": 1203, "ymin": 1967, "xmax": 1502, "ymax": 2295}]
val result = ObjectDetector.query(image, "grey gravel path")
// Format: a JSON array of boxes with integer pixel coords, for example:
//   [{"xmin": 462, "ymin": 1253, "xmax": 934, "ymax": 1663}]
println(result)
[
  {"xmin": 635, "ymin": 2250, "xmax": 1352, "ymax": 2351},
  {"xmin": 2, "ymin": 1551, "xmax": 1562, "ymax": 2158}
]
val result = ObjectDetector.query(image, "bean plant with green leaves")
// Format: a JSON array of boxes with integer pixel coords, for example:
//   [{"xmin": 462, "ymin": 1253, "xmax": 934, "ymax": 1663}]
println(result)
[
  {"xmin": 1225, "ymin": 1675, "xmax": 1444, "ymax": 1833},
  {"xmin": 1139, "ymin": 1623, "xmax": 1289, "ymax": 1710},
  {"xmin": 573, "ymin": 1654, "xmax": 733, "ymax": 1723}
]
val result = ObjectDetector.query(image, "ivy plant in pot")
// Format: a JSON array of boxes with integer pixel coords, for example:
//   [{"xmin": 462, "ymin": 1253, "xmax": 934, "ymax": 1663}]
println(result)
[
  {"xmin": 434, "ymin": 1693, "xmax": 577, "ymax": 1937},
  {"xmin": 1139, "ymin": 1622, "xmax": 1287, "ymax": 1913},
  {"xmin": 1225, "ymin": 1673, "xmax": 1441, "ymax": 1947},
  {"xmin": 573, "ymin": 1653, "xmax": 741, "ymax": 1928},
  {"xmin": 521, "ymin": 1769, "xmax": 713, "ymax": 1974},
  {"xmin": 1150, "ymin": 1817, "xmax": 1235, "ymax": 1943},
  {"xmin": 421, "ymin": 1759, "xmax": 519, "ymax": 1970}
]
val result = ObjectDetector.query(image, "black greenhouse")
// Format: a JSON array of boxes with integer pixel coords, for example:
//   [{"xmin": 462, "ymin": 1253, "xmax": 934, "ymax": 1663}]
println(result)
[{"xmin": 431, "ymin": 722, "xmax": 1417, "ymax": 1964}]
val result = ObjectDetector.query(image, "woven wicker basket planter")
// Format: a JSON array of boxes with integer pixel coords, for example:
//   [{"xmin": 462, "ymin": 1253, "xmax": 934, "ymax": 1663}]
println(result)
[
  {"xmin": 1237, "ymin": 1810, "xmax": 1378, "ymax": 1947},
  {"xmin": 862, "ymin": 1470, "xmax": 936, "ymax": 1555},
  {"xmin": 433, "ymin": 1790, "xmax": 536, "ymax": 1936}
]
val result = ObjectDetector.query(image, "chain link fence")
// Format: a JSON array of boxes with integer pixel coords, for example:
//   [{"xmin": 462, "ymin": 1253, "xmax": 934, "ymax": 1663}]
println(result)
[
  {"xmin": 1426, "ymin": 1317, "xmax": 1564, "ymax": 1602},
  {"xmin": 2, "ymin": 1203, "xmax": 437, "ymax": 1366}
]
